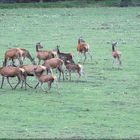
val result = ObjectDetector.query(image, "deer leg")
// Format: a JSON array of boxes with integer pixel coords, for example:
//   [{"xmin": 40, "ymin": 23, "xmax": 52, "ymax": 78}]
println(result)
[
  {"xmin": 26, "ymin": 82, "xmax": 33, "ymax": 88},
  {"xmin": 55, "ymin": 69, "xmax": 58, "ymax": 74},
  {"xmin": 69, "ymin": 71, "xmax": 71, "ymax": 81},
  {"xmin": 3, "ymin": 58, "xmax": 7, "ymax": 66},
  {"xmin": 23, "ymin": 78, "xmax": 27, "ymax": 90},
  {"xmin": 24, "ymin": 76, "xmax": 32, "ymax": 89},
  {"xmin": 38, "ymin": 59, "xmax": 41, "ymax": 65},
  {"xmin": 34, "ymin": 82, "xmax": 39, "ymax": 89},
  {"xmin": 7, "ymin": 77, "xmax": 14, "ymax": 89},
  {"xmin": 12, "ymin": 59, "xmax": 15, "ymax": 66},
  {"xmin": 83, "ymin": 52, "xmax": 87, "ymax": 63},
  {"xmin": 40, "ymin": 82, "xmax": 47, "ymax": 92},
  {"xmin": 21, "ymin": 80, "xmax": 24, "ymax": 89},
  {"xmin": 50, "ymin": 68, "xmax": 53, "ymax": 75},
  {"xmin": 19, "ymin": 58, "xmax": 23, "ymax": 66},
  {"xmin": 58, "ymin": 68, "xmax": 61, "ymax": 81},
  {"xmin": 58, "ymin": 67, "xmax": 64, "ymax": 81},
  {"xmin": 53, "ymin": 79, "xmax": 60, "ymax": 94},
  {"xmin": 14, "ymin": 77, "xmax": 21, "ymax": 89},
  {"xmin": 87, "ymin": 51, "xmax": 92, "ymax": 61},
  {"xmin": 1, "ymin": 76, "xmax": 5, "ymax": 88},
  {"xmin": 112, "ymin": 57, "xmax": 116, "ymax": 67},
  {"xmin": 118, "ymin": 57, "xmax": 122, "ymax": 66},
  {"xmin": 61, "ymin": 68, "xmax": 64, "ymax": 81},
  {"xmin": 77, "ymin": 51, "xmax": 80, "ymax": 62},
  {"xmin": 47, "ymin": 81, "xmax": 52, "ymax": 92},
  {"xmin": 78, "ymin": 71, "xmax": 81, "ymax": 78},
  {"xmin": 64, "ymin": 69, "xmax": 69, "ymax": 80}
]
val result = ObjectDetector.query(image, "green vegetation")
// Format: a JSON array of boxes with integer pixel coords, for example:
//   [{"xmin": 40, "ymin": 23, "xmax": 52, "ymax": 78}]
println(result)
[
  {"xmin": 0, "ymin": 0, "xmax": 140, "ymax": 9},
  {"xmin": 0, "ymin": 7, "xmax": 140, "ymax": 139}
]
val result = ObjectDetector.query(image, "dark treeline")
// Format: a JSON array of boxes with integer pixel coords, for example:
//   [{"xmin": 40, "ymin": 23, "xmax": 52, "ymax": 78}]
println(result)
[
  {"xmin": 0, "ymin": 0, "xmax": 64, "ymax": 3},
  {"xmin": 0, "ymin": 0, "xmax": 133, "ymax": 7}
]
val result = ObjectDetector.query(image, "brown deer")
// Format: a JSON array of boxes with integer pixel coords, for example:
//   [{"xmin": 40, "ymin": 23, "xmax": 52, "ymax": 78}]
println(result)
[
  {"xmin": 64, "ymin": 60, "xmax": 86, "ymax": 81},
  {"xmin": 4, "ymin": 48, "xmax": 36, "ymax": 66},
  {"xmin": 55, "ymin": 45, "xmax": 75, "ymax": 64},
  {"xmin": 33, "ymin": 67, "xmax": 57, "ymax": 93},
  {"xmin": 43, "ymin": 58, "xmax": 64, "ymax": 80},
  {"xmin": 35, "ymin": 43, "xmax": 55, "ymax": 64},
  {"xmin": 112, "ymin": 42, "xmax": 122, "ymax": 67},
  {"xmin": 77, "ymin": 37, "xmax": 92, "ymax": 63},
  {"xmin": 0, "ymin": 65, "xmax": 26, "ymax": 89},
  {"xmin": 20, "ymin": 65, "xmax": 51, "ymax": 89}
]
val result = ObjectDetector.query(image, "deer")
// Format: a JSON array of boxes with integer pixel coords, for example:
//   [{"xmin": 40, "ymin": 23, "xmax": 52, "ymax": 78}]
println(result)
[
  {"xmin": 33, "ymin": 67, "xmax": 57, "ymax": 93},
  {"xmin": 43, "ymin": 58, "xmax": 64, "ymax": 81},
  {"xmin": 0, "ymin": 65, "xmax": 26, "ymax": 90},
  {"xmin": 35, "ymin": 42, "xmax": 55, "ymax": 64},
  {"xmin": 20, "ymin": 65, "xmax": 51, "ymax": 89},
  {"xmin": 112, "ymin": 42, "xmax": 122, "ymax": 67},
  {"xmin": 55, "ymin": 45, "xmax": 75, "ymax": 64},
  {"xmin": 4, "ymin": 48, "xmax": 36, "ymax": 66},
  {"xmin": 64, "ymin": 60, "xmax": 86, "ymax": 81},
  {"xmin": 77, "ymin": 37, "xmax": 92, "ymax": 63}
]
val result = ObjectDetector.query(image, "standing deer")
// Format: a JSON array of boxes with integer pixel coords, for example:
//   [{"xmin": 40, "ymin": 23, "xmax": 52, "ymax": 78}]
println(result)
[
  {"xmin": 55, "ymin": 45, "xmax": 75, "ymax": 64},
  {"xmin": 64, "ymin": 60, "xmax": 86, "ymax": 81},
  {"xmin": 77, "ymin": 37, "xmax": 92, "ymax": 63},
  {"xmin": 112, "ymin": 42, "xmax": 122, "ymax": 67},
  {"xmin": 35, "ymin": 43, "xmax": 55, "ymax": 64},
  {"xmin": 4, "ymin": 48, "xmax": 36, "ymax": 66},
  {"xmin": 43, "ymin": 58, "xmax": 64, "ymax": 81}
]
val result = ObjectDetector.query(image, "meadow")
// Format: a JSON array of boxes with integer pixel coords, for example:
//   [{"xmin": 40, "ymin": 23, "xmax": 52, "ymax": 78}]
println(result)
[{"xmin": 0, "ymin": 7, "xmax": 140, "ymax": 139}]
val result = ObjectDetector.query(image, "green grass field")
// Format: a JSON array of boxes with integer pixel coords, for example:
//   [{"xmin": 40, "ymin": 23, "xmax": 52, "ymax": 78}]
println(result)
[{"xmin": 0, "ymin": 7, "xmax": 140, "ymax": 139}]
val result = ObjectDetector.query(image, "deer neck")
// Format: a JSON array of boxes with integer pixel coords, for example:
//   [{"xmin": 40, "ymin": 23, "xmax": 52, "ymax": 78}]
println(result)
[
  {"xmin": 112, "ymin": 45, "xmax": 115, "ymax": 52},
  {"xmin": 57, "ymin": 48, "xmax": 60, "ymax": 54},
  {"xmin": 36, "ymin": 45, "xmax": 39, "ymax": 52},
  {"xmin": 78, "ymin": 39, "xmax": 81, "ymax": 44},
  {"xmin": 27, "ymin": 53, "xmax": 35, "ymax": 64}
]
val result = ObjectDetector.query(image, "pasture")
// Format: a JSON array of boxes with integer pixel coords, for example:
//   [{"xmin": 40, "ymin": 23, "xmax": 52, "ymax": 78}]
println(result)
[{"xmin": 0, "ymin": 7, "xmax": 140, "ymax": 139}]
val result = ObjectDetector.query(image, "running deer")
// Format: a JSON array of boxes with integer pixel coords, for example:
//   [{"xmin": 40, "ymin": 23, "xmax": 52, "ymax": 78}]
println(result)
[
  {"xmin": 20, "ymin": 65, "xmax": 51, "ymax": 89},
  {"xmin": 0, "ymin": 65, "xmax": 26, "ymax": 89},
  {"xmin": 33, "ymin": 67, "xmax": 57, "ymax": 93}
]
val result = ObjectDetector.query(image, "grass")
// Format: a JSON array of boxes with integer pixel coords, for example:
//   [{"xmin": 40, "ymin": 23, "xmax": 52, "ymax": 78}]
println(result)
[{"xmin": 0, "ymin": 7, "xmax": 140, "ymax": 139}]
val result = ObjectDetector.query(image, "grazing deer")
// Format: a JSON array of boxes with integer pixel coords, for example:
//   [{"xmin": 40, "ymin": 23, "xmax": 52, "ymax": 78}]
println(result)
[
  {"xmin": 64, "ymin": 60, "xmax": 86, "ymax": 81},
  {"xmin": 43, "ymin": 58, "xmax": 64, "ymax": 81},
  {"xmin": 35, "ymin": 42, "xmax": 55, "ymax": 64},
  {"xmin": 0, "ymin": 65, "xmax": 26, "ymax": 89},
  {"xmin": 55, "ymin": 45, "xmax": 75, "ymax": 64},
  {"xmin": 112, "ymin": 42, "xmax": 122, "ymax": 67},
  {"xmin": 77, "ymin": 37, "xmax": 92, "ymax": 63},
  {"xmin": 4, "ymin": 48, "xmax": 36, "ymax": 66},
  {"xmin": 33, "ymin": 67, "xmax": 57, "ymax": 93}
]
